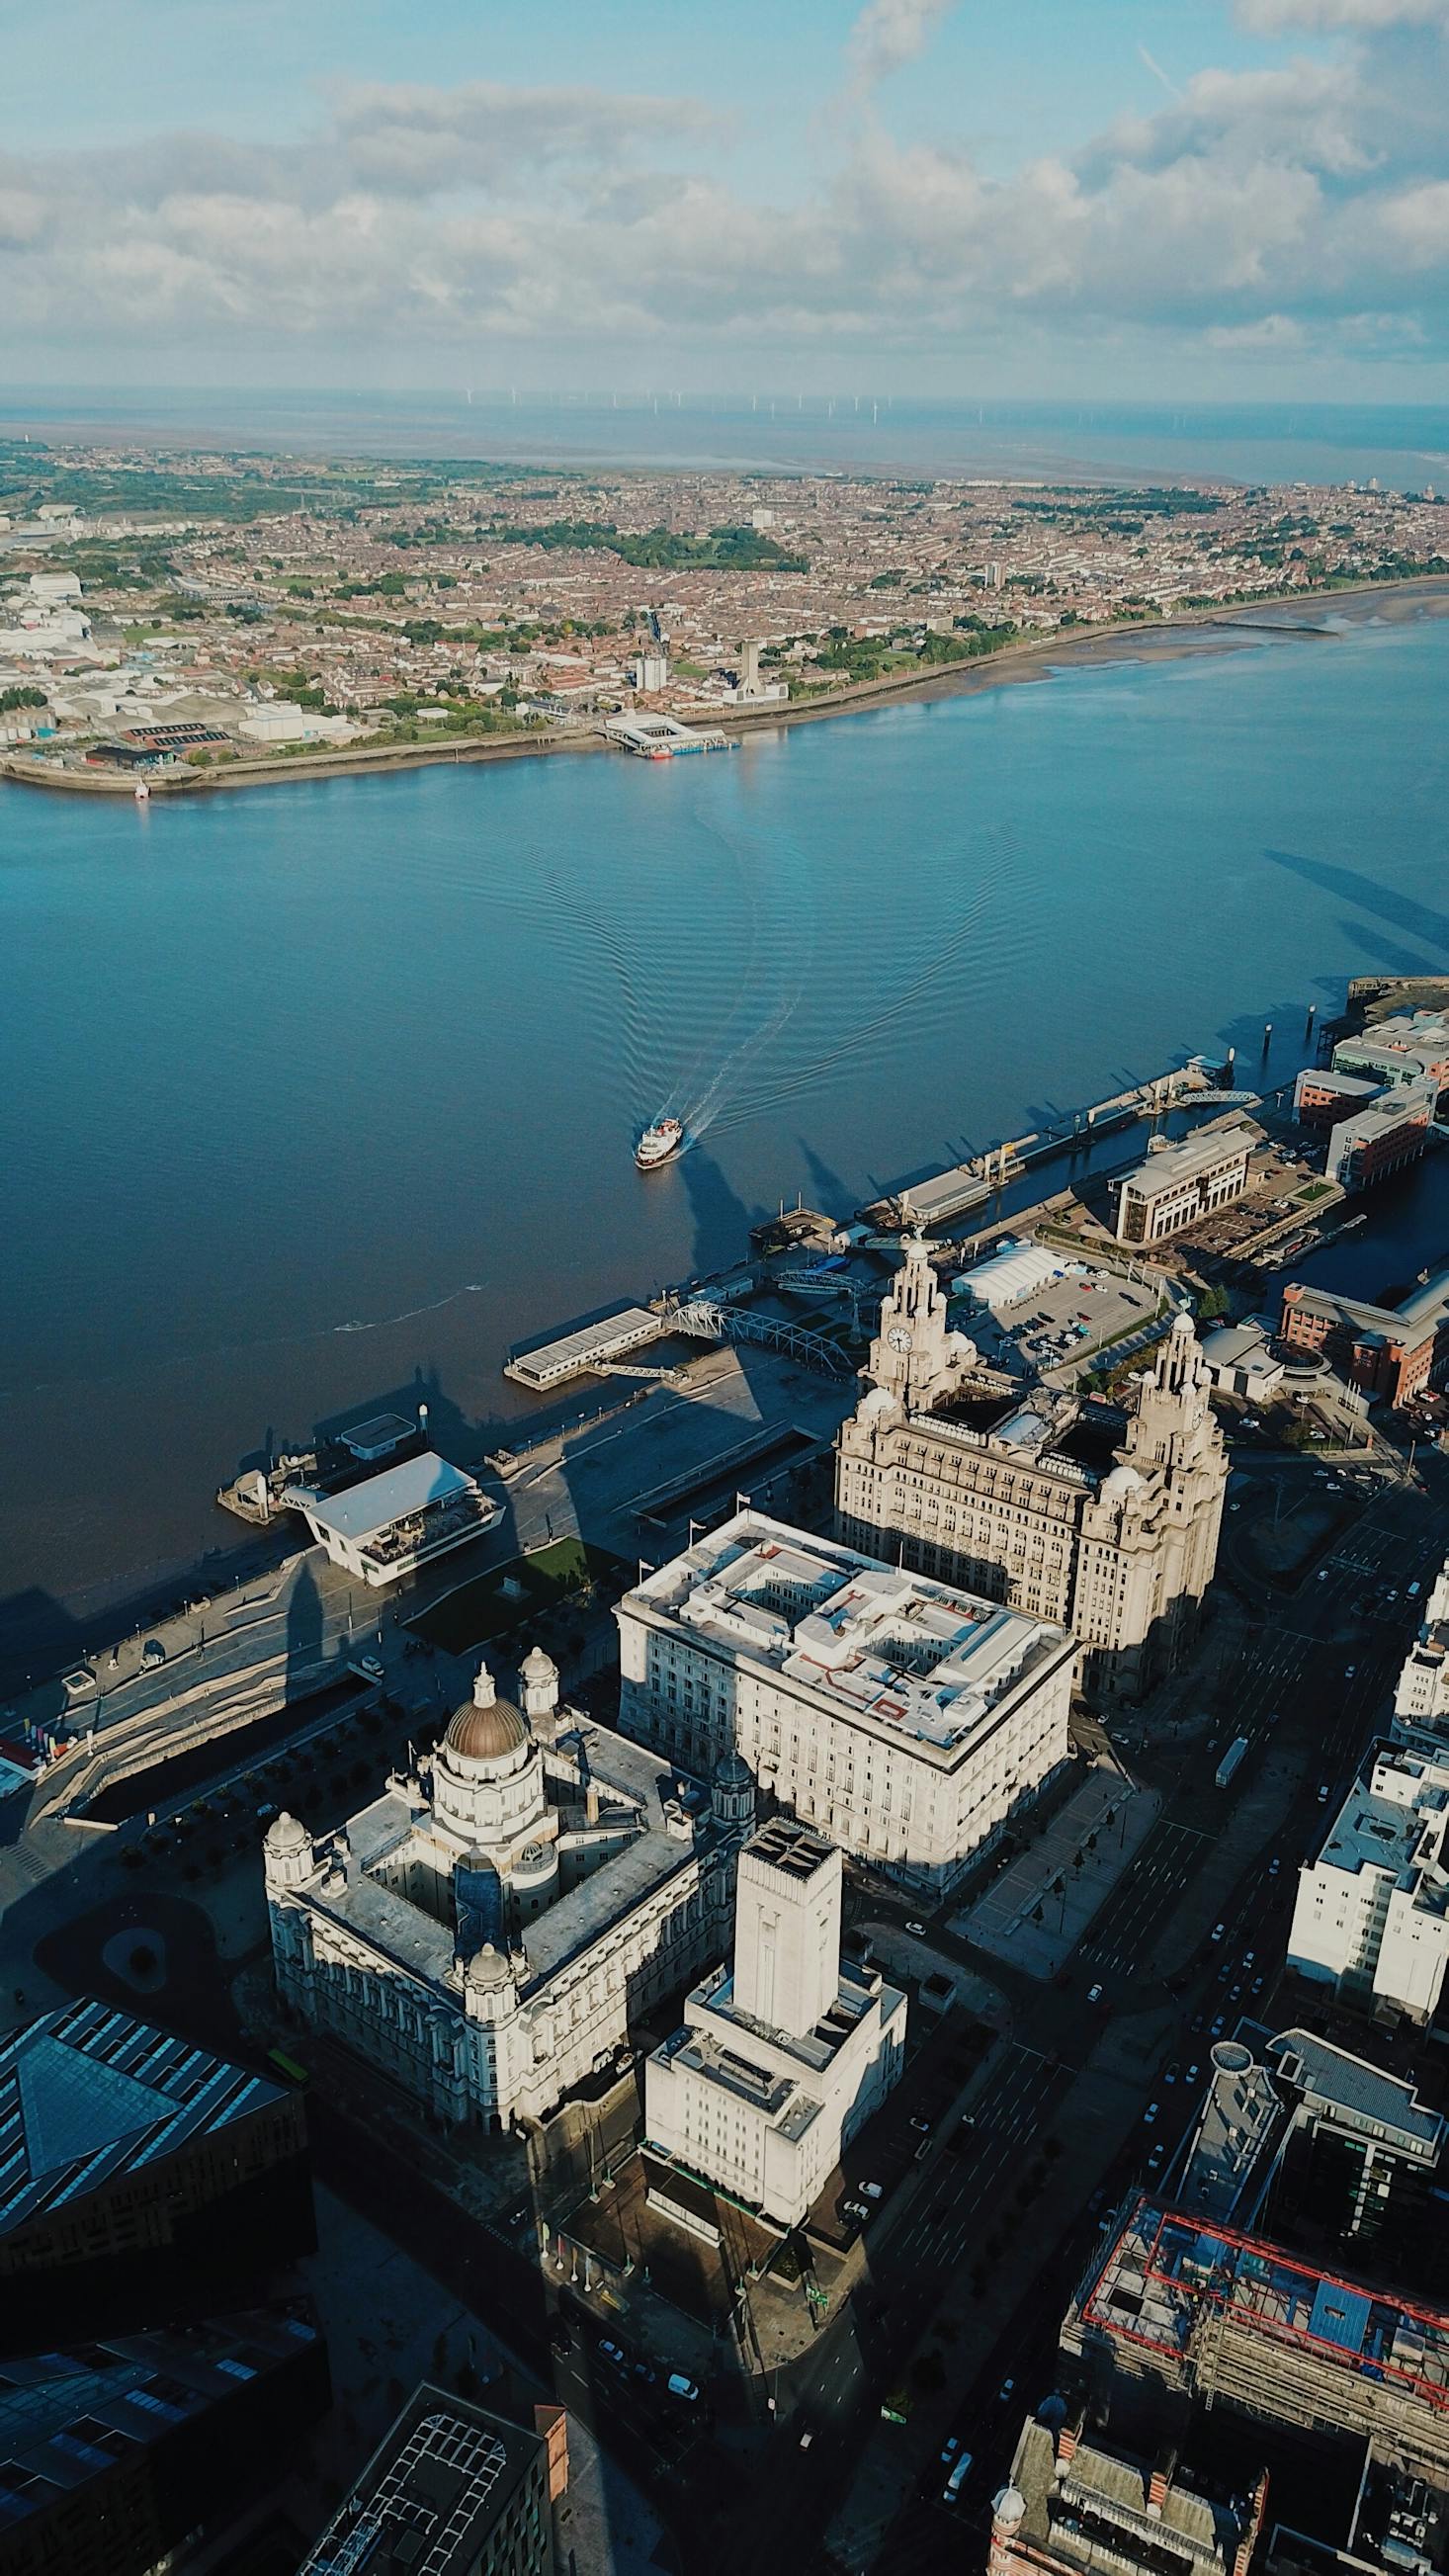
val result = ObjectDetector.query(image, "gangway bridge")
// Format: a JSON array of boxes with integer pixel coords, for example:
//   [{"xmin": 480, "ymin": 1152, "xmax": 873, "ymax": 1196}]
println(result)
[{"xmin": 660, "ymin": 1296, "xmax": 855, "ymax": 1380}]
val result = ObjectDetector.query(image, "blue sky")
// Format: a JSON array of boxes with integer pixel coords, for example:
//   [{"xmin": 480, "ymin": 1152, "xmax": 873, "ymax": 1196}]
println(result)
[{"xmin": 3, "ymin": 0, "xmax": 1448, "ymax": 397}]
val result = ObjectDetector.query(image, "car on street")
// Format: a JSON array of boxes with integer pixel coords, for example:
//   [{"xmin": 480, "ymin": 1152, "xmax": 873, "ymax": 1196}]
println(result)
[
  {"xmin": 1164, "ymin": 2062, "xmax": 1180, "ymax": 2084},
  {"xmin": 599, "ymin": 2340, "xmax": 627, "ymax": 2369},
  {"xmin": 1251, "ymin": 1975, "xmax": 1265, "ymax": 1995},
  {"xmin": 1344, "ymin": 1666, "xmax": 1357, "ymax": 1679},
  {"xmin": 1148, "ymin": 2144, "xmax": 1164, "ymax": 2173},
  {"xmin": 941, "ymin": 2437, "xmax": 961, "ymax": 2464},
  {"xmin": 1211, "ymin": 1924, "xmax": 1226, "ymax": 1941},
  {"xmin": 1319, "ymin": 1784, "xmax": 1331, "ymax": 1803},
  {"xmin": 1268, "ymin": 1857, "xmax": 1280, "ymax": 1876},
  {"xmin": 1186, "ymin": 2063, "xmax": 1200, "ymax": 2084},
  {"xmin": 861, "ymin": 2181, "xmax": 884, "ymax": 2199},
  {"xmin": 1211, "ymin": 2016, "xmax": 1226, "ymax": 2036},
  {"xmin": 905, "ymin": 1920, "xmax": 927, "ymax": 1937},
  {"xmin": 551, "ymin": 2320, "xmax": 573, "ymax": 2359},
  {"xmin": 943, "ymin": 2453, "xmax": 974, "ymax": 2503},
  {"xmin": 909, "ymin": 2115, "xmax": 932, "ymax": 2133},
  {"xmin": 996, "ymin": 2379, "xmax": 1015, "ymax": 2404},
  {"xmin": 1144, "ymin": 2103, "xmax": 1159, "ymax": 2124}
]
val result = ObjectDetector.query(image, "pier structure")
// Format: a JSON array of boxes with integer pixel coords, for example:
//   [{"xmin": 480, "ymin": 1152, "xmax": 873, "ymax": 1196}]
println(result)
[
  {"xmin": 862, "ymin": 1063, "xmax": 1258, "ymax": 1234},
  {"xmin": 504, "ymin": 1306, "xmax": 665, "ymax": 1390}
]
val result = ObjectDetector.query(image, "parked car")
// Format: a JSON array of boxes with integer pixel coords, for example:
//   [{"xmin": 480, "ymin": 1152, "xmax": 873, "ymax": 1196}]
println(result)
[
  {"xmin": 1144, "ymin": 2103, "xmax": 1159, "ymax": 2124},
  {"xmin": 904, "ymin": 1920, "xmax": 927, "ymax": 1937},
  {"xmin": 861, "ymin": 2181, "xmax": 884, "ymax": 2200},
  {"xmin": 599, "ymin": 2340, "xmax": 627, "ymax": 2369},
  {"xmin": 943, "ymin": 2453, "xmax": 974, "ymax": 2503},
  {"xmin": 667, "ymin": 2372, "xmax": 700, "ymax": 2402},
  {"xmin": 1087, "ymin": 1983, "xmax": 1104, "ymax": 2005}
]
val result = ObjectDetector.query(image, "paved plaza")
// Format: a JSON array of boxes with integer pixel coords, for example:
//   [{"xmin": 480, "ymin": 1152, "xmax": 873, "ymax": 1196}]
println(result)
[{"xmin": 951, "ymin": 1768, "xmax": 1158, "ymax": 1978}]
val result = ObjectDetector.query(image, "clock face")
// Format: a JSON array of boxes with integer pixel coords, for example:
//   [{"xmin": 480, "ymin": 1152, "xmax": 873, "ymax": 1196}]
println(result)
[{"xmin": 888, "ymin": 1326, "xmax": 912, "ymax": 1354}]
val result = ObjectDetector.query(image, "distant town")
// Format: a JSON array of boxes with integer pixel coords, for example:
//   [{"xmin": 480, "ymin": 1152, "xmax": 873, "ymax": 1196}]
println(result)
[
  {"xmin": 2, "ymin": 436, "xmax": 1448, "ymax": 786},
  {"xmin": 6, "ymin": 963, "xmax": 1449, "ymax": 2575}
]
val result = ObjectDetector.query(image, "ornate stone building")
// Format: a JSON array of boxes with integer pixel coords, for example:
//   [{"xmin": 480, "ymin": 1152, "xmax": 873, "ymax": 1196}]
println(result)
[
  {"xmin": 265, "ymin": 1648, "xmax": 753, "ymax": 2131},
  {"xmin": 834, "ymin": 1236, "xmax": 1227, "ymax": 1698}
]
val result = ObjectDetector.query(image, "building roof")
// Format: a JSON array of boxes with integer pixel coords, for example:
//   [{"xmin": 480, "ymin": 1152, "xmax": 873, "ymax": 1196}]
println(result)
[
  {"xmin": 297, "ymin": 2382, "xmax": 543, "ymax": 2576},
  {"xmin": 627, "ymin": 1511, "xmax": 1070, "ymax": 1762},
  {"xmin": 296, "ymin": 1451, "xmax": 476, "ymax": 1544},
  {"xmin": 1120, "ymin": 1124, "xmax": 1257, "ymax": 1201},
  {"xmin": 1008, "ymin": 2416, "xmax": 1245, "ymax": 2576},
  {"xmin": 1200, "ymin": 1321, "xmax": 1277, "ymax": 1371},
  {"xmin": 1075, "ymin": 2195, "xmax": 1449, "ymax": 2408},
  {"xmin": 298, "ymin": 1717, "xmax": 714, "ymax": 2000},
  {"xmin": 1314, "ymin": 1748, "xmax": 1449, "ymax": 1904},
  {"xmin": 1284, "ymin": 1267, "xmax": 1449, "ymax": 1345},
  {"xmin": 0, "ymin": 1999, "xmax": 288, "ymax": 2240},
  {"xmin": 0, "ymin": 2308, "xmax": 323, "ymax": 2536},
  {"xmin": 958, "ymin": 1239, "xmax": 1063, "ymax": 1314},
  {"xmin": 1268, "ymin": 2029, "xmax": 1447, "ymax": 2158},
  {"xmin": 443, "ymin": 1672, "xmax": 531, "ymax": 1765}
]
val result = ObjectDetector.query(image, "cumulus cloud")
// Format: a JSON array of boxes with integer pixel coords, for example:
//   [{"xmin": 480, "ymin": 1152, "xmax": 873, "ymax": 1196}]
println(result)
[
  {"xmin": 846, "ymin": 0, "xmax": 962, "ymax": 92},
  {"xmin": 5, "ymin": 6, "xmax": 1449, "ymax": 379}
]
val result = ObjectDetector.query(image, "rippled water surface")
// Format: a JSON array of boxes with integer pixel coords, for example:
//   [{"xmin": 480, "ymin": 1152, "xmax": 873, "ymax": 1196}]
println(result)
[{"xmin": 5, "ymin": 611, "xmax": 1449, "ymax": 1620}]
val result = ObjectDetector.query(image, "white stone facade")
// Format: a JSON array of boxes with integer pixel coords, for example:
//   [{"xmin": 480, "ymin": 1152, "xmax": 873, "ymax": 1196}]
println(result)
[
  {"xmin": 1114, "ymin": 1126, "xmax": 1255, "ymax": 1245},
  {"xmin": 1395, "ymin": 1555, "xmax": 1449, "ymax": 1743},
  {"xmin": 644, "ymin": 1820, "xmax": 906, "ymax": 2226},
  {"xmin": 616, "ymin": 1510, "xmax": 1075, "ymax": 1897},
  {"xmin": 1288, "ymin": 1746, "xmax": 1449, "ymax": 2026},
  {"xmin": 834, "ymin": 1238, "xmax": 1227, "ymax": 1699},
  {"xmin": 265, "ymin": 1653, "xmax": 753, "ymax": 2129}
]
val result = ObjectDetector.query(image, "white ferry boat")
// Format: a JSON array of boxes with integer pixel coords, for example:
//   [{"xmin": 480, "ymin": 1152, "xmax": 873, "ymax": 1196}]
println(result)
[{"xmin": 636, "ymin": 1116, "xmax": 684, "ymax": 1170}]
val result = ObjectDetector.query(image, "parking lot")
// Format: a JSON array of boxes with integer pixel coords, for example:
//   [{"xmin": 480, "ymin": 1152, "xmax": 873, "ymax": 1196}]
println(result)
[{"xmin": 957, "ymin": 1261, "xmax": 1164, "ymax": 1381}]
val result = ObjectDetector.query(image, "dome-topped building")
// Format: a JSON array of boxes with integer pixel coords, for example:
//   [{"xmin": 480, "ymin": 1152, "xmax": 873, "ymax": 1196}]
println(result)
[
  {"xmin": 444, "ymin": 1667, "xmax": 532, "ymax": 1767},
  {"xmin": 432, "ymin": 1661, "xmax": 548, "ymax": 1860},
  {"xmin": 265, "ymin": 1645, "xmax": 754, "ymax": 2134}
]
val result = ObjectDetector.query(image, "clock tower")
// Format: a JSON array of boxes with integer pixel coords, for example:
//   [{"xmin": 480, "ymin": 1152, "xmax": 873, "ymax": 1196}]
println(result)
[{"xmin": 864, "ymin": 1231, "xmax": 967, "ymax": 1411}]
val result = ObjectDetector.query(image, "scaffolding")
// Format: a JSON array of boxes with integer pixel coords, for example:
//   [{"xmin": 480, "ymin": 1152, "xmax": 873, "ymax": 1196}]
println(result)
[{"xmin": 1067, "ymin": 2195, "xmax": 1449, "ymax": 2481}]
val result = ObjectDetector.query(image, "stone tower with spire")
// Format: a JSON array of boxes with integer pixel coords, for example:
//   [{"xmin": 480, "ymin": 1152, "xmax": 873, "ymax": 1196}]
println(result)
[
  {"xmin": 837, "ymin": 1257, "xmax": 1228, "ymax": 1701},
  {"xmin": 862, "ymin": 1231, "xmax": 976, "ymax": 1414}
]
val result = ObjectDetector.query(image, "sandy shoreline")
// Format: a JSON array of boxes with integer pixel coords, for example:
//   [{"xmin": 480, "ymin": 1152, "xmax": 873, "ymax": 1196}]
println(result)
[{"xmin": 6, "ymin": 572, "xmax": 1449, "ymax": 802}]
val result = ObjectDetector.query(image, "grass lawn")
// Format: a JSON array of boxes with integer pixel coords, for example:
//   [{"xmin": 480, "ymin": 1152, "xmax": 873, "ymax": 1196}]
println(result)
[{"xmin": 408, "ymin": 1538, "xmax": 632, "ymax": 1657}]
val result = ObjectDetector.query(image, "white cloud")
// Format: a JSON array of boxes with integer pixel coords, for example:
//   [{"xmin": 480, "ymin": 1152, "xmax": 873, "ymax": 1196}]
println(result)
[
  {"xmin": 846, "ymin": 0, "xmax": 962, "ymax": 92},
  {"xmin": 5, "ymin": 8, "xmax": 1449, "ymax": 382},
  {"xmin": 1236, "ymin": 0, "xmax": 1449, "ymax": 29}
]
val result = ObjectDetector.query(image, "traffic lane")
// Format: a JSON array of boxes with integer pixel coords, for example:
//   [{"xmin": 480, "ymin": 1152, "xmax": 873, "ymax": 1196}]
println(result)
[
  {"xmin": 890, "ymin": 2055, "xmax": 1073, "ymax": 2278},
  {"xmin": 1077, "ymin": 1823, "xmax": 1211, "ymax": 1980}
]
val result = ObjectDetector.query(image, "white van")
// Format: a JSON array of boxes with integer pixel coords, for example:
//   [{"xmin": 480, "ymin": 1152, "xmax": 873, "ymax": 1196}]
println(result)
[
  {"xmin": 667, "ymin": 2372, "xmax": 699, "ymax": 2403},
  {"xmin": 944, "ymin": 2453, "xmax": 974, "ymax": 2503}
]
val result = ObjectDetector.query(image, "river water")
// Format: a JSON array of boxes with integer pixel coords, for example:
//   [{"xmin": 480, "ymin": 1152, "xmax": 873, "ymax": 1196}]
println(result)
[{"xmin": 4, "ymin": 608, "xmax": 1449, "ymax": 1638}]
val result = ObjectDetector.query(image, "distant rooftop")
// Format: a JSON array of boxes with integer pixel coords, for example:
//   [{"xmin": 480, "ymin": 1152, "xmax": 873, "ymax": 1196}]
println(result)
[
  {"xmin": 629, "ymin": 1511, "xmax": 1069, "ymax": 1760},
  {"xmin": 1268, "ymin": 2028, "xmax": 1446, "ymax": 2160},
  {"xmin": 297, "ymin": 2382, "xmax": 543, "ymax": 2576},
  {"xmin": 0, "ymin": 1998, "xmax": 288, "ymax": 2239},
  {"xmin": 0, "ymin": 2309, "xmax": 323, "ymax": 2536}
]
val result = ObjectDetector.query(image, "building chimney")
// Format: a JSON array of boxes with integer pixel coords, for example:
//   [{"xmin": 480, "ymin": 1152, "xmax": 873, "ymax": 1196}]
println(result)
[
  {"xmin": 1148, "ymin": 2449, "xmax": 1175, "ymax": 2517},
  {"xmin": 1057, "ymin": 2409, "xmax": 1085, "ymax": 2468}
]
